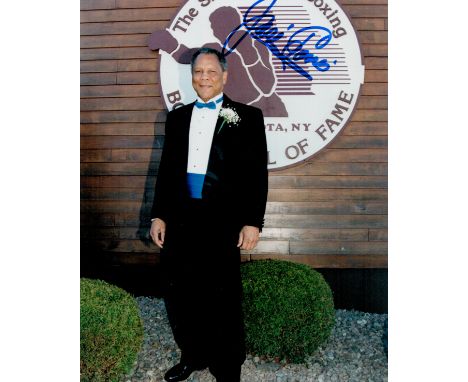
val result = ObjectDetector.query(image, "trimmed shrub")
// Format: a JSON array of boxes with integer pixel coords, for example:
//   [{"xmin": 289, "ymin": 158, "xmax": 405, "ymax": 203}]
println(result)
[
  {"xmin": 241, "ymin": 259, "xmax": 335, "ymax": 363},
  {"xmin": 80, "ymin": 278, "xmax": 143, "ymax": 382}
]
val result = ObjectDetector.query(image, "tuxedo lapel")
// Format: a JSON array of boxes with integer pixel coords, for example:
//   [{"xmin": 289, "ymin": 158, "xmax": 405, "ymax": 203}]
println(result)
[
  {"xmin": 213, "ymin": 113, "xmax": 224, "ymax": 137},
  {"xmin": 177, "ymin": 102, "xmax": 195, "ymax": 170},
  {"xmin": 213, "ymin": 94, "xmax": 234, "ymax": 137},
  {"xmin": 203, "ymin": 94, "xmax": 232, "ymax": 198}
]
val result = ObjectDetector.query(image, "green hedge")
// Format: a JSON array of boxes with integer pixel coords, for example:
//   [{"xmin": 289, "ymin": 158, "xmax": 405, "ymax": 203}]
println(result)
[
  {"xmin": 241, "ymin": 259, "xmax": 335, "ymax": 363},
  {"xmin": 80, "ymin": 278, "xmax": 143, "ymax": 382}
]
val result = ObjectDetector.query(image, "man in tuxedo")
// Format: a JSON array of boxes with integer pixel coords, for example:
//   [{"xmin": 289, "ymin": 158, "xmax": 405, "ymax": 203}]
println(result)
[{"xmin": 150, "ymin": 47, "xmax": 268, "ymax": 382}]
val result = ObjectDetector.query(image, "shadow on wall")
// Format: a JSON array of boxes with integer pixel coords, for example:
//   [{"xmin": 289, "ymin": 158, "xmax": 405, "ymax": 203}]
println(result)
[
  {"xmin": 81, "ymin": 207, "xmax": 119, "ymax": 278},
  {"xmin": 136, "ymin": 110, "xmax": 167, "ymax": 249},
  {"xmin": 81, "ymin": 111, "xmax": 166, "ymax": 288}
]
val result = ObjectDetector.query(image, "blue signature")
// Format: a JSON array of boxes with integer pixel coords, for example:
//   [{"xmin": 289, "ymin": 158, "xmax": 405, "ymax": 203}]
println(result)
[{"xmin": 221, "ymin": 0, "xmax": 336, "ymax": 81}]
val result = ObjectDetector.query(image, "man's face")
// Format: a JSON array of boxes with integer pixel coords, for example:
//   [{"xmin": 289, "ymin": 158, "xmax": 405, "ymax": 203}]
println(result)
[{"xmin": 192, "ymin": 54, "xmax": 228, "ymax": 102}]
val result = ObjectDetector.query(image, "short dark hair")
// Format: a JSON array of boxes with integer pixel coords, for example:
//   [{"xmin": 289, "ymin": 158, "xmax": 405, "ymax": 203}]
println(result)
[{"xmin": 191, "ymin": 47, "xmax": 228, "ymax": 72}]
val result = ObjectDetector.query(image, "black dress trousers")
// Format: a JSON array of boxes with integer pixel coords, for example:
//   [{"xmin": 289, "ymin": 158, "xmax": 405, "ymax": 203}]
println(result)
[{"xmin": 160, "ymin": 198, "xmax": 246, "ymax": 379}]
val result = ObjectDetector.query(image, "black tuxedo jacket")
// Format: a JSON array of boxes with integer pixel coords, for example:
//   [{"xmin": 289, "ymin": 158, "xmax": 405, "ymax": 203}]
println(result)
[{"xmin": 151, "ymin": 94, "xmax": 268, "ymax": 233}]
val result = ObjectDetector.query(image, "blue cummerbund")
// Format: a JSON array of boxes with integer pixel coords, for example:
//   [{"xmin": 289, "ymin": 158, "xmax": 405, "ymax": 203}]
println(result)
[{"xmin": 186, "ymin": 172, "xmax": 205, "ymax": 199}]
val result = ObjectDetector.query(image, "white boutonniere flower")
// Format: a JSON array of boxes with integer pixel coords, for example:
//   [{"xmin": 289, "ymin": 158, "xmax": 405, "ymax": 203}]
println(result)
[{"xmin": 218, "ymin": 107, "xmax": 240, "ymax": 134}]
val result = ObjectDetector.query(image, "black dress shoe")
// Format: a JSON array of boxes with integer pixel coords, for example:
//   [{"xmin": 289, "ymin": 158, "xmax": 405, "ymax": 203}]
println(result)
[{"xmin": 164, "ymin": 362, "xmax": 206, "ymax": 382}]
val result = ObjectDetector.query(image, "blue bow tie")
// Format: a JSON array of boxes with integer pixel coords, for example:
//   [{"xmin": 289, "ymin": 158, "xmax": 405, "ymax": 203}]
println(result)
[{"xmin": 195, "ymin": 96, "xmax": 223, "ymax": 109}]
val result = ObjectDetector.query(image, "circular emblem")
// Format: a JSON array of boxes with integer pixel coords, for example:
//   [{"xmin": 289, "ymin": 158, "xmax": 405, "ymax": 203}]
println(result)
[{"xmin": 149, "ymin": 0, "xmax": 365, "ymax": 170}]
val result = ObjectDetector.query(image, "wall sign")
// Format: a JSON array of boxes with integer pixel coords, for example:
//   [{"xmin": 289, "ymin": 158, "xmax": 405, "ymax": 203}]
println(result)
[{"xmin": 149, "ymin": 0, "xmax": 365, "ymax": 170}]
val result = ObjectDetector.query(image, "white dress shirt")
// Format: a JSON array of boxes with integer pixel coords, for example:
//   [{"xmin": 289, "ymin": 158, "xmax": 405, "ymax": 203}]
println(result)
[{"xmin": 187, "ymin": 93, "xmax": 223, "ymax": 175}]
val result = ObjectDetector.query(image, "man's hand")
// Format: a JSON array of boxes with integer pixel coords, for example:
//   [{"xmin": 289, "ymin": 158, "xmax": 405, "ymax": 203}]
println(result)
[
  {"xmin": 237, "ymin": 225, "xmax": 260, "ymax": 251},
  {"xmin": 150, "ymin": 218, "xmax": 166, "ymax": 249}
]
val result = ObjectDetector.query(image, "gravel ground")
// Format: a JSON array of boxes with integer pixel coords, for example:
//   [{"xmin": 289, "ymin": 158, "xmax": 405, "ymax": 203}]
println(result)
[{"xmin": 122, "ymin": 297, "xmax": 388, "ymax": 382}]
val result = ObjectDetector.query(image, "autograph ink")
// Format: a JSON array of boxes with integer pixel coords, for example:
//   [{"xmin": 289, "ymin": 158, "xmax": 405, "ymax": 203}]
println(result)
[
  {"xmin": 222, "ymin": 0, "xmax": 336, "ymax": 80},
  {"xmin": 149, "ymin": 0, "xmax": 365, "ymax": 170}
]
